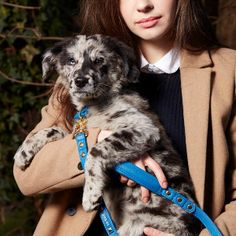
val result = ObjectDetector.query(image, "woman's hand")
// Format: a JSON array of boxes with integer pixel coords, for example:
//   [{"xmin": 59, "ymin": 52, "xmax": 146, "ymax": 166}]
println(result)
[
  {"xmin": 144, "ymin": 227, "xmax": 174, "ymax": 236},
  {"xmin": 120, "ymin": 154, "xmax": 168, "ymax": 203},
  {"xmin": 98, "ymin": 130, "xmax": 168, "ymax": 203}
]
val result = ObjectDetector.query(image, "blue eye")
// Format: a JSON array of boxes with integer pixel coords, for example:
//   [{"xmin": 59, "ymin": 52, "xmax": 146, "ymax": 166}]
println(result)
[{"xmin": 67, "ymin": 57, "xmax": 76, "ymax": 65}]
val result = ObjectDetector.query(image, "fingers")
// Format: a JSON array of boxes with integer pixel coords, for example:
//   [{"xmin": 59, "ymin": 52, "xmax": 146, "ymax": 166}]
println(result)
[
  {"xmin": 119, "ymin": 159, "xmax": 150, "ymax": 202},
  {"xmin": 119, "ymin": 154, "xmax": 168, "ymax": 204},
  {"xmin": 97, "ymin": 130, "xmax": 112, "ymax": 142},
  {"xmin": 127, "ymin": 179, "xmax": 136, "ymax": 187},
  {"xmin": 120, "ymin": 175, "xmax": 136, "ymax": 186},
  {"xmin": 134, "ymin": 159, "xmax": 151, "ymax": 203},
  {"xmin": 120, "ymin": 175, "xmax": 128, "ymax": 184},
  {"xmin": 144, "ymin": 227, "xmax": 174, "ymax": 236},
  {"xmin": 141, "ymin": 186, "xmax": 150, "ymax": 203},
  {"xmin": 144, "ymin": 227, "xmax": 160, "ymax": 236},
  {"xmin": 143, "ymin": 156, "xmax": 168, "ymax": 189}
]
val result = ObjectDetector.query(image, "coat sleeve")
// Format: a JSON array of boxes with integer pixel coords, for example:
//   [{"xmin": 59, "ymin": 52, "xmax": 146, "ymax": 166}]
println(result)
[{"xmin": 13, "ymin": 85, "xmax": 101, "ymax": 196}]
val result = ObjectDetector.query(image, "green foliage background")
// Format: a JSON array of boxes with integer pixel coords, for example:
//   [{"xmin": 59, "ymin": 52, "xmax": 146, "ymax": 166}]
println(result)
[
  {"xmin": 0, "ymin": 0, "xmax": 80, "ymax": 235},
  {"xmin": 0, "ymin": 0, "xmax": 235, "ymax": 235}
]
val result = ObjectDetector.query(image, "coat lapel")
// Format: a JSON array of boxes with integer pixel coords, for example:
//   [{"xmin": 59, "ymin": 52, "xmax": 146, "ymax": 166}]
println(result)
[{"xmin": 180, "ymin": 50, "xmax": 213, "ymax": 207}]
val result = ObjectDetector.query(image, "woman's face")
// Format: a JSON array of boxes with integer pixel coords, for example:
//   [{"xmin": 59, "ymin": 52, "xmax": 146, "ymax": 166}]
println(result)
[{"xmin": 119, "ymin": 0, "xmax": 177, "ymax": 43}]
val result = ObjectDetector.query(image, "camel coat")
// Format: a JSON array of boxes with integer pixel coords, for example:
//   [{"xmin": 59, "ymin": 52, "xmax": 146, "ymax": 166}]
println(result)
[{"xmin": 14, "ymin": 48, "xmax": 236, "ymax": 236}]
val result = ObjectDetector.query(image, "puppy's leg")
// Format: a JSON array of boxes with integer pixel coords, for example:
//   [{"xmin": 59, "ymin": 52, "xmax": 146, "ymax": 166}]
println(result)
[
  {"xmin": 82, "ymin": 156, "xmax": 105, "ymax": 211},
  {"xmin": 14, "ymin": 126, "xmax": 67, "ymax": 169},
  {"xmin": 82, "ymin": 126, "xmax": 160, "ymax": 211}
]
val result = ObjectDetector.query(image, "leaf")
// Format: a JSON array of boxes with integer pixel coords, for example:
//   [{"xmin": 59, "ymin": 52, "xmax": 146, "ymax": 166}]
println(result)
[{"xmin": 20, "ymin": 44, "xmax": 40, "ymax": 64}]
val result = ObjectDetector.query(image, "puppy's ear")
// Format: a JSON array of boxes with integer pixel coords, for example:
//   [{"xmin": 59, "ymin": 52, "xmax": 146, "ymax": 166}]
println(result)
[
  {"xmin": 103, "ymin": 36, "xmax": 140, "ymax": 83},
  {"xmin": 42, "ymin": 40, "xmax": 66, "ymax": 82},
  {"xmin": 42, "ymin": 50, "xmax": 56, "ymax": 82}
]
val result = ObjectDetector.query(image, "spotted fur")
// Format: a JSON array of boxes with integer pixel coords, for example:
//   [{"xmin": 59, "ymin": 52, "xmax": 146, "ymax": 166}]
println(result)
[
  {"xmin": 14, "ymin": 35, "xmax": 200, "ymax": 235},
  {"xmin": 14, "ymin": 127, "xmax": 67, "ymax": 168}
]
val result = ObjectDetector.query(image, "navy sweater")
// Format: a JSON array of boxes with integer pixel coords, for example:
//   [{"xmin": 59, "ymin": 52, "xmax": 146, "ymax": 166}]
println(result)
[{"xmin": 137, "ymin": 70, "xmax": 187, "ymax": 166}]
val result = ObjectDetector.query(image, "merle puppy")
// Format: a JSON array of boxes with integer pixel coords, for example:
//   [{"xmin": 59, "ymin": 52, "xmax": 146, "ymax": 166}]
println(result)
[{"xmin": 14, "ymin": 35, "xmax": 199, "ymax": 236}]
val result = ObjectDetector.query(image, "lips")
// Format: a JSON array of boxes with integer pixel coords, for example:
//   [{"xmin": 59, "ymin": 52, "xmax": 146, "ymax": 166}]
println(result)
[{"xmin": 136, "ymin": 16, "xmax": 161, "ymax": 28}]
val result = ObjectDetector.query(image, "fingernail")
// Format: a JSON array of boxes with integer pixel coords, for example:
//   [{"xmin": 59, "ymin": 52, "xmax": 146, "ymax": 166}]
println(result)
[
  {"xmin": 162, "ymin": 181, "xmax": 168, "ymax": 189},
  {"xmin": 142, "ymin": 197, "xmax": 149, "ymax": 203},
  {"xmin": 130, "ymin": 182, "xmax": 136, "ymax": 186},
  {"xmin": 144, "ymin": 227, "xmax": 152, "ymax": 234}
]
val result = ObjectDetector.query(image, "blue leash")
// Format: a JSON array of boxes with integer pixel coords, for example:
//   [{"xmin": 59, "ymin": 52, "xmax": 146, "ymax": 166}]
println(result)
[
  {"xmin": 74, "ymin": 107, "xmax": 222, "ymax": 236},
  {"xmin": 74, "ymin": 107, "xmax": 118, "ymax": 236},
  {"xmin": 115, "ymin": 163, "xmax": 222, "ymax": 236}
]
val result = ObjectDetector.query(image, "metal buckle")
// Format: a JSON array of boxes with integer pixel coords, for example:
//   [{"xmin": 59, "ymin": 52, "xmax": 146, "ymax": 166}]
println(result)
[{"xmin": 74, "ymin": 117, "xmax": 89, "ymax": 137}]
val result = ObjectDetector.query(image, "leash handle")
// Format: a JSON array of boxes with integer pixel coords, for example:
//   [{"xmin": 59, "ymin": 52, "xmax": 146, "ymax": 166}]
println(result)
[{"xmin": 115, "ymin": 162, "xmax": 222, "ymax": 236}]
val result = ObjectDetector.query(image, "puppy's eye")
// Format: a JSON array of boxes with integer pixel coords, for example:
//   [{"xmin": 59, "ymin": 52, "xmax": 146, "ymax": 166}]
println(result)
[
  {"xmin": 67, "ymin": 57, "xmax": 76, "ymax": 65},
  {"xmin": 94, "ymin": 57, "xmax": 104, "ymax": 65}
]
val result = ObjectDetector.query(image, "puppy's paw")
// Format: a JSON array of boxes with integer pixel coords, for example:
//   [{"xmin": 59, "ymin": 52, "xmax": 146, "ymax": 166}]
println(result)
[
  {"xmin": 14, "ymin": 144, "xmax": 34, "ymax": 170},
  {"xmin": 82, "ymin": 194, "xmax": 102, "ymax": 212},
  {"xmin": 82, "ymin": 182, "xmax": 102, "ymax": 211},
  {"xmin": 14, "ymin": 126, "xmax": 68, "ymax": 170}
]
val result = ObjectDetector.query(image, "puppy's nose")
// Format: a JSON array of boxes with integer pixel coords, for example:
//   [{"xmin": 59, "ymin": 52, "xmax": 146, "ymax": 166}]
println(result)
[{"xmin": 75, "ymin": 77, "xmax": 88, "ymax": 88}]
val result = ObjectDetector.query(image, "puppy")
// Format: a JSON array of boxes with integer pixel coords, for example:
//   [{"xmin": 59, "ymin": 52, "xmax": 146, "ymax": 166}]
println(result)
[{"xmin": 14, "ymin": 34, "xmax": 200, "ymax": 235}]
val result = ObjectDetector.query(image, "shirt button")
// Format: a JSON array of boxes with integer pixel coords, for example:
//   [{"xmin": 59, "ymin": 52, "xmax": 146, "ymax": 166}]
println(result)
[
  {"xmin": 66, "ymin": 206, "xmax": 77, "ymax": 216},
  {"xmin": 77, "ymin": 162, "xmax": 83, "ymax": 171}
]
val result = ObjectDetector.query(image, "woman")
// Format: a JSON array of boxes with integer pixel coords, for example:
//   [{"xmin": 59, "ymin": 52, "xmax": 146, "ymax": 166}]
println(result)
[{"xmin": 13, "ymin": 0, "xmax": 236, "ymax": 235}]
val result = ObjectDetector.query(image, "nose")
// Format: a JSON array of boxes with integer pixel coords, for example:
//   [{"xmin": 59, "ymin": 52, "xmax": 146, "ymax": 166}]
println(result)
[
  {"xmin": 137, "ymin": 1, "xmax": 154, "ymax": 13},
  {"xmin": 74, "ymin": 77, "xmax": 88, "ymax": 88}
]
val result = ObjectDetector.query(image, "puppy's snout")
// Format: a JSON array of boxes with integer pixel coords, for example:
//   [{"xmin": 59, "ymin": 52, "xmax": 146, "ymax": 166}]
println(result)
[{"xmin": 75, "ymin": 77, "xmax": 88, "ymax": 88}]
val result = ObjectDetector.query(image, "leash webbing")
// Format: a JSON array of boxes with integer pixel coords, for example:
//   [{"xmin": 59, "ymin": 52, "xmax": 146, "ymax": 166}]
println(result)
[
  {"xmin": 74, "ymin": 107, "xmax": 118, "ymax": 236},
  {"xmin": 115, "ymin": 162, "xmax": 222, "ymax": 236},
  {"xmin": 74, "ymin": 106, "xmax": 222, "ymax": 236}
]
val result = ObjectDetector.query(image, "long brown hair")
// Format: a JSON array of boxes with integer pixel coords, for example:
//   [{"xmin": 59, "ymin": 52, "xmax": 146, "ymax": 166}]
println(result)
[
  {"xmin": 79, "ymin": 0, "xmax": 218, "ymax": 52},
  {"xmin": 54, "ymin": 0, "xmax": 219, "ymax": 128},
  {"xmin": 79, "ymin": 0, "xmax": 133, "ymax": 44}
]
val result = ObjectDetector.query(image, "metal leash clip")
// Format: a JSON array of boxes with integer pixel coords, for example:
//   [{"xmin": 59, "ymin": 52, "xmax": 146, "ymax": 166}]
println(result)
[{"xmin": 74, "ymin": 116, "xmax": 89, "ymax": 138}]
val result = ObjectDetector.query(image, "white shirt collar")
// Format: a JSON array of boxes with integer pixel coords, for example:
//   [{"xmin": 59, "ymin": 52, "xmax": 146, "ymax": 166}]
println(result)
[{"xmin": 141, "ymin": 48, "xmax": 180, "ymax": 74}]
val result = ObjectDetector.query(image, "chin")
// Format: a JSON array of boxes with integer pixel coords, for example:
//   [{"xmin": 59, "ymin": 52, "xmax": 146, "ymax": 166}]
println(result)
[
  {"xmin": 142, "ymin": 31, "xmax": 167, "ymax": 40},
  {"xmin": 136, "ymin": 25, "xmax": 172, "ymax": 42}
]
